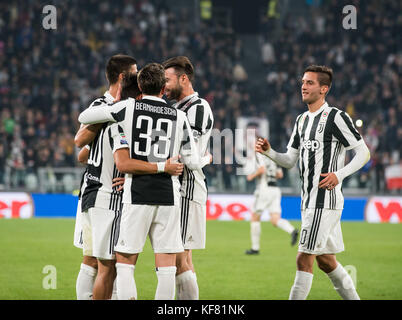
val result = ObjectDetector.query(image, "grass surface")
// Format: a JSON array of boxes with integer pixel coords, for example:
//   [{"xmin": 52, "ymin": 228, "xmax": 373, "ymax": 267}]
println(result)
[{"xmin": 0, "ymin": 219, "xmax": 401, "ymax": 300}]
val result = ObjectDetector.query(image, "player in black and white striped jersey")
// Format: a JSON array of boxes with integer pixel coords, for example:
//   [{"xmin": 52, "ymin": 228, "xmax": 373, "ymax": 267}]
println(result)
[
  {"xmin": 74, "ymin": 54, "xmax": 137, "ymax": 300},
  {"xmin": 256, "ymin": 65, "xmax": 370, "ymax": 300},
  {"xmin": 79, "ymin": 62, "xmax": 206, "ymax": 300},
  {"xmin": 245, "ymin": 150, "xmax": 298, "ymax": 255},
  {"xmin": 163, "ymin": 56, "xmax": 214, "ymax": 300}
]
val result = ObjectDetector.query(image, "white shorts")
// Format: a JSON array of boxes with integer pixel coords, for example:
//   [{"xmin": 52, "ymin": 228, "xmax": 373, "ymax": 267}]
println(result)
[
  {"xmin": 81, "ymin": 207, "xmax": 121, "ymax": 260},
  {"xmin": 252, "ymin": 186, "xmax": 282, "ymax": 215},
  {"xmin": 180, "ymin": 198, "xmax": 206, "ymax": 250},
  {"xmin": 73, "ymin": 199, "xmax": 83, "ymax": 249},
  {"xmin": 114, "ymin": 203, "xmax": 184, "ymax": 254},
  {"xmin": 298, "ymin": 208, "xmax": 344, "ymax": 255}
]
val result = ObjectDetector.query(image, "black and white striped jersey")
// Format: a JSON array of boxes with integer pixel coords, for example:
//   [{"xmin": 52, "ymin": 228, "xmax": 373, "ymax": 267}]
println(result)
[
  {"xmin": 254, "ymin": 152, "xmax": 282, "ymax": 190},
  {"xmin": 77, "ymin": 145, "xmax": 90, "ymax": 200},
  {"xmin": 78, "ymin": 95, "xmax": 201, "ymax": 206},
  {"xmin": 174, "ymin": 92, "xmax": 214, "ymax": 204},
  {"xmin": 81, "ymin": 91, "xmax": 124, "ymax": 212},
  {"xmin": 287, "ymin": 102, "xmax": 365, "ymax": 210}
]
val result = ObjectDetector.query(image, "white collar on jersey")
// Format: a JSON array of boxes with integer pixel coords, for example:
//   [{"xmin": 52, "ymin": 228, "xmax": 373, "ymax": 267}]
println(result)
[
  {"xmin": 104, "ymin": 90, "xmax": 115, "ymax": 103},
  {"xmin": 308, "ymin": 101, "xmax": 328, "ymax": 116},
  {"xmin": 174, "ymin": 92, "xmax": 199, "ymax": 107},
  {"xmin": 141, "ymin": 95, "xmax": 166, "ymax": 103}
]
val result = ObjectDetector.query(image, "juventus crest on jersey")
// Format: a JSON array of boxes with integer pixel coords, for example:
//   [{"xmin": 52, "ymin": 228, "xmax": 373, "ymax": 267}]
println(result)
[
  {"xmin": 80, "ymin": 92, "xmax": 123, "ymax": 213},
  {"xmin": 174, "ymin": 92, "xmax": 214, "ymax": 204},
  {"xmin": 287, "ymin": 102, "xmax": 364, "ymax": 210},
  {"xmin": 78, "ymin": 95, "xmax": 201, "ymax": 207}
]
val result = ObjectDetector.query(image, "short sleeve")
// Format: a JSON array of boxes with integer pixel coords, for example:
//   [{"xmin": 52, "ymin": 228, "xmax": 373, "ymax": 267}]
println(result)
[
  {"xmin": 109, "ymin": 123, "xmax": 129, "ymax": 153},
  {"xmin": 332, "ymin": 111, "xmax": 363, "ymax": 150}
]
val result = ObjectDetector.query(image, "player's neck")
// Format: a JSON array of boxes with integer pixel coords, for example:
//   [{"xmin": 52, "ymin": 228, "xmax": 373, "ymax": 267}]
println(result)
[
  {"xmin": 307, "ymin": 99, "xmax": 326, "ymax": 113},
  {"xmin": 178, "ymin": 86, "xmax": 195, "ymax": 102},
  {"xmin": 108, "ymin": 83, "xmax": 120, "ymax": 99}
]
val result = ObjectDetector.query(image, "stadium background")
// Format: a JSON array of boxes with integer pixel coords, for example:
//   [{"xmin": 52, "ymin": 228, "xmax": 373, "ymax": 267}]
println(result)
[{"xmin": 0, "ymin": 0, "xmax": 401, "ymax": 300}]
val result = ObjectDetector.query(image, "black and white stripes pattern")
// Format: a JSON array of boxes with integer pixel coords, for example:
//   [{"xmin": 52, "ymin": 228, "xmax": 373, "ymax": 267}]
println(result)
[
  {"xmin": 180, "ymin": 196, "xmax": 190, "ymax": 244},
  {"xmin": 109, "ymin": 208, "xmax": 122, "ymax": 255},
  {"xmin": 287, "ymin": 103, "xmax": 363, "ymax": 210},
  {"xmin": 306, "ymin": 208, "xmax": 323, "ymax": 251}
]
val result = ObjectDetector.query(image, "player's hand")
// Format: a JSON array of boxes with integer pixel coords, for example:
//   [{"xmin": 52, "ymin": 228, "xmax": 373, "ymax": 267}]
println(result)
[
  {"xmin": 112, "ymin": 177, "xmax": 125, "ymax": 191},
  {"xmin": 246, "ymin": 174, "xmax": 253, "ymax": 181},
  {"xmin": 318, "ymin": 173, "xmax": 339, "ymax": 190},
  {"xmin": 255, "ymin": 137, "xmax": 270, "ymax": 154},
  {"xmin": 205, "ymin": 151, "xmax": 213, "ymax": 164},
  {"xmin": 165, "ymin": 156, "xmax": 184, "ymax": 176}
]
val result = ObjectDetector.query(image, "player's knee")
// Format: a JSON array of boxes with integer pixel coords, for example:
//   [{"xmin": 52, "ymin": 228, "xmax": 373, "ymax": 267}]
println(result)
[
  {"xmin": 176, "ymin": 253, "xmax": 190, "ymax": 274},
  {"xmin": 316, "ymin": 256, "xmax": 337, "ymax": 273},
  {"xmin": 296, "ymin": 253, "xmax": 314, "ymax": 273},
  {"xmin": 270, "ymin": 214, "xmax": 279, "ymax": 226},
  {"xmin": 83, "ymin": 256, "xmax": 98, "ymax": 269}
]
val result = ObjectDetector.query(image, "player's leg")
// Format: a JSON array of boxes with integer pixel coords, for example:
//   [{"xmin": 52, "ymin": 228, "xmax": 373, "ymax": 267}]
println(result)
[
  {"xmin": 315, "ymin": 212, "xmax": 360, "ymax": 300},
  {"xmin": 77, "ymin": 208, "xmax": 98, "ymax": 300},
  {"xmin": 114, "ymin": 204, "xmax": 152, "ymax": 300},
  {"xmin": 268, "ymin": 187, "xmax": 299, "ymax": 245},
  {"xmin": 90, "ymin": 207, "xmax": 120, "ymax": 300},
  {"xmin": 176, "ymin": 249, "xmax": 199, "ymax": 300},
  {"xmin": 289, "ymin": 251, "xmax": 315, "ymax": 300},
  {"xmin": 270, "ymin": 213, "xmax": 299, "ymax": 246},
  {"xmin": 76, "ymin": 255, "xmax": 98, "ymax": 300},
  {"xmin": 246, "ymin": 212, "xmax": 261, "ymax": 254},
  {"xmin": 289, "ymin": 208, "xmax": 318, "ymax": 300},
  {"xmin": 115, "ymin": 252, "xmax": 139, "ymax": 300},
  {"xmin": 92, "ymin": 259, "xmax": 116, "ymax": 300},
  {"xmin": 155, "ymin": 253, "xmax": 177, "ymax": 300},
  {"xmin": 151, "ymin": 204, "xmax": 183, "ymax": 300},
  {"xmin": 176, "ymin": 199, "xmax": 203, "ymax": 299}
]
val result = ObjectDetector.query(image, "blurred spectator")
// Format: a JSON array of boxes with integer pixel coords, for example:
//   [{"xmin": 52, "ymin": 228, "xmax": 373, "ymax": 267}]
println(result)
[{"xmin": 0, "ymin": 0, "xmax": 400, "ymax": 194}]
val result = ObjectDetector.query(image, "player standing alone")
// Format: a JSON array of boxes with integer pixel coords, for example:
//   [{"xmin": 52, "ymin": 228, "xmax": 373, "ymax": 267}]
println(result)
[
  {"xmin": 256, "ymin": 65, "xmax": 370, "ymax": 300},
  {"xmin": 245, "ymin": 150, "xmax": 298, "ymax": 255},
  {"xmin": 163, "ymin": 56, "xmax": 214, "ymax": 300}
]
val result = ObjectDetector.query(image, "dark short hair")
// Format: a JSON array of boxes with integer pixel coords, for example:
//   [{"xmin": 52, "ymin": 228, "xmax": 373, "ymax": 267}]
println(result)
[
  {"xmin": 304, "ymin": 65, "xmax": 333, "ymax": 89},
  {"xmin": 121, "ymin": 73, "xmax": 141, "ymax": 100},
  {"xmin": 137, "ymin": 63, "xmax": 166, "ymax": 95},
  {"xmin": 162, "ymin": 56, "xmax": 195, "ymax": 83},
  {"xmin": 106, "ymin": 54, "xmax": 137, "ymax": 85}
]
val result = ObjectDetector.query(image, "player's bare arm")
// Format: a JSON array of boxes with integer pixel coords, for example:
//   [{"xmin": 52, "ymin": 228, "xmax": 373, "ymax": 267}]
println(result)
[
  {"xmin": 77, "ymin": 146, "xmax": 90, "ymax": 164},
  {"xmin": 114, "ymin": 148, "xmax": 184, "ymax": 176},
  {"xmin": 247, "ymin": 166, "xmax": 265, "ymax": 181},
  {"xmin": 74, "ymin": 123, "xmax": 103, "ymax": 148}
]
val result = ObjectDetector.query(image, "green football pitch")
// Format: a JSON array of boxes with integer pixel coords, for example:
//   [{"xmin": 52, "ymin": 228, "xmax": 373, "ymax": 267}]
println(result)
[{"xmin": 0, "ymin": 218, "xmax": 401, "ymax": 300}]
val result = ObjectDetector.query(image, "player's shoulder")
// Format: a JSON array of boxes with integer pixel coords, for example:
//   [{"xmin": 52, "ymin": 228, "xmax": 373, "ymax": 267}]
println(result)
[
  {"xmin": 327, "ymin": 105, "xmax": 352, "ymax": 121},
  {"xmin": 88, "ymin": 95, "xmax": 109, "ymax": 108},
  {"xmin": 187, "ymin": 96, "xmax": 211, "ymax": 112},
  {"xmin": 176, "ymin": 108, "xmax": 187, "ymax": 119}
]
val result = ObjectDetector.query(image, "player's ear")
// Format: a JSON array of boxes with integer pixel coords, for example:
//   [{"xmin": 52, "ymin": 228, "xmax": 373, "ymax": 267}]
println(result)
[
  {"xmin": 160, "ymin": 85, "xmax": 166, "ymax": 96},
  {"xmin": 321, "ymin": 85, "xmax": 329, "ymax": 95}
]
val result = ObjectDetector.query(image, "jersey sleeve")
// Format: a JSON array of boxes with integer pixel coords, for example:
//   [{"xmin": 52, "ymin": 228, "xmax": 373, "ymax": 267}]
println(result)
[
  {"xmin": 179, "ymin": 112, "xmax": 200, "ymax": 170},
  {"xmin": 332, "ymin": 111, "xmax": 363, "ymax": 150},
  {"xmin": 109, "ymin": 123, "xmax": 129, "ymax": 153},
  {"xmin": 286, "ymin": 115, "xmax": 302, "ymax": 151},
  {"xmin": 79, "ymin": 99, "xmax": 128, "ymax": 124},
  {"xmin": 186, "ymin": 101, "xmax": 213, "ymax": 142}
]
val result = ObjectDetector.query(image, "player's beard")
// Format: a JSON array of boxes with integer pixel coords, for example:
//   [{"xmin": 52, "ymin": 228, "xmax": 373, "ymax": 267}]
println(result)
[{"xmin": 167, "ymin": 83, "xmax": 183, "ymax": 101}]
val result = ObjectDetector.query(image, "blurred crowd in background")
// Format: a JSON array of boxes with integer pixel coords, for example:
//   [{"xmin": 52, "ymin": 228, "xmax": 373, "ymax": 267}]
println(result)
[{"xmin": 0, "ymin": 0, "xmax": 400, "ymax": 194}]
